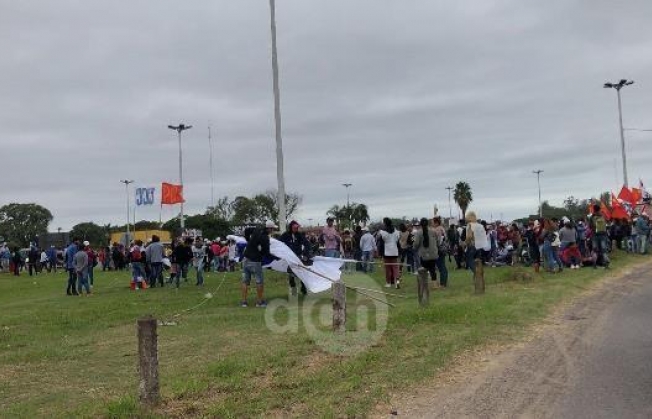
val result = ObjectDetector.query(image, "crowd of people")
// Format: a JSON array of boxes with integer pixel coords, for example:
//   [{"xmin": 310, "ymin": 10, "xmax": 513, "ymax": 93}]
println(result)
[{"xmin": 3, "ymin": 204, "xmax": 650, "ymax": 304}]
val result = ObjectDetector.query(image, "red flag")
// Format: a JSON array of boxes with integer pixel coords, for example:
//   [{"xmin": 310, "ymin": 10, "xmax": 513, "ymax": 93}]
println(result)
[
  {"xmin": 631, "ymin": 188, "xmax": 642, "ymax": 204},
  {"xmin": 600, "ymin": 201, "xmax": 612, "ymax": 221},
  {"xmin": 161, "ymin": 183, "xmax": 184, "ymax": 205},
  {"xmin": 618, "ymin": 185, "xmax": 635, "ymax": 205},
  {"xmin": 610, "ymin": 194, "xmax": 630, "ymax": 220}
]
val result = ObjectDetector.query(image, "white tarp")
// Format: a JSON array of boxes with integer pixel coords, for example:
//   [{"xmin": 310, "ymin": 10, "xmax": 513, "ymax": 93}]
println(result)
[{"xmin": 267, "ymin": 238, "xmax": 343, "ymax": 293}]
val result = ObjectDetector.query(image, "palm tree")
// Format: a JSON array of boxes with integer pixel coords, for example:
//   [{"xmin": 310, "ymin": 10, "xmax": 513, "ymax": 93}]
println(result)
[{"xmin": 453, "ymin": 181, "xmax": 473, "ymax": 221}]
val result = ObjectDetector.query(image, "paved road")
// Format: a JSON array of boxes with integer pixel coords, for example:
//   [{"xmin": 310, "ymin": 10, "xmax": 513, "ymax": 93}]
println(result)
[
  {"xmin": 388, "ymin": 262, "xmax": 652, "ymax": 418},
  {"xmin": 551, "ymin": 268, "xmax": 652, "ymax": 418}
]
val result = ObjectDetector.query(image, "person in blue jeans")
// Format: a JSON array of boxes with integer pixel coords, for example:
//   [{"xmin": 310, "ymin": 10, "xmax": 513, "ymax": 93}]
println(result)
[
  {"xmin": 432, "ymin": 217, "xmax": 449, "ymax": 287},
  {"xmin": 191, "ymin": 239, "xmax": 206, "ymax": 286},
  {"xmin": 130, "ymin": 240, "xmax": 146, "ymax": 281},
  {"xmin": 65, "ymin": 239, "xmax": 79, "ymax": 295}
]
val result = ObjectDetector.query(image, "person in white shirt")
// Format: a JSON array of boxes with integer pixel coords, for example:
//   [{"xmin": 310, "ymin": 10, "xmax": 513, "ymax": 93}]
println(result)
[
  {"xmin": 377, "ymin": 217, "xmax": 401, "ymax": 288},
  {"xmin": 464, "ymin": 211, "xmax": 489, "ymax": 274},
  {"xmin": 359, "ymin": 227, "xmax": 376, "ymax": 273}
]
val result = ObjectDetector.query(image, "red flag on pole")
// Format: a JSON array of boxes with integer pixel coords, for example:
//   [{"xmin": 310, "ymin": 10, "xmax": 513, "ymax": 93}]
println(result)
[
  {"xmin": 161, "ymin": 183, "xmax": 184, "ymax": 205},
  {"xmin": 610, "ymin": 194, "xmax": 630, "ymax": 220},
  {"xmin": 617, "ymin": 185, "xmax": 635, "ymax": 205},
  {"xmin": 600, "ymin": 201, "xmax": 612, "ymax": 221}
]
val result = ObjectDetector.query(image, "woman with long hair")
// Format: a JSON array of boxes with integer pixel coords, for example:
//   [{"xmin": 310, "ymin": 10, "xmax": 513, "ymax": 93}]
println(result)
[
  {"xmin": 432, "ymin": 217, "xmax": 449, "ymax": 288},
  {"xmin": 378, "ymin": 217, "xmax": 400, "ymax": 288},
  {"xmin": 413, "ymin": 217, "xmax": 440, "ymax": 289}
]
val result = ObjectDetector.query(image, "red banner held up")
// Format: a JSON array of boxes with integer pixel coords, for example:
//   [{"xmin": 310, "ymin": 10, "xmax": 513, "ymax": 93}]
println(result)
[{"xmin": 161, "ymin": 183, "xmax": 184, "ymax": 205}]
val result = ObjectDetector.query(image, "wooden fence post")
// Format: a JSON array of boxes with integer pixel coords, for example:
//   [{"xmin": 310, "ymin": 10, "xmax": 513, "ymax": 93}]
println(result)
[
  {"xmin": 474, "ymin": 258, "xmax": 485, "ymax": 294},
  {"xmin": 137, "ymin": 316, "xmax": 160, "ymax": 406},
  {"xmin": 332, "ymin": 281, "xmax": 346, "ymax": 332},
  {"xmin": 417, "ymin": 268, "xmax": 430, "ymax": 306}
]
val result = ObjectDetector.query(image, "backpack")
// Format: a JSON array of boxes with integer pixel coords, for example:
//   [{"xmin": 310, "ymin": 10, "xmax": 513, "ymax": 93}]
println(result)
[
  {"xmin": 594, "ymin": 216, "xmax": 607, "ymax": 234},
  {"xmin": 343, "ymin": 236, "xmax": 353, "ymax": 252},
  {"xmin": 131, "ymin": 247, "xmax": 142, "ymax": 262}
]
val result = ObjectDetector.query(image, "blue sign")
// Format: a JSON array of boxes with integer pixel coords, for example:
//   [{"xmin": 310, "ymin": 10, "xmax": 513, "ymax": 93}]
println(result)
[{"xmin": 135, "ymin": 187, "xmax": 156, "ymax": 206}]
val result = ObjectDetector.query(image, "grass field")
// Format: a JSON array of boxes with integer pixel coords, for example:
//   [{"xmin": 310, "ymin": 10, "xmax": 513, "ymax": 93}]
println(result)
[{"xmin": 0, "ymin": 251, "xmax": 645, "ymax": 418}]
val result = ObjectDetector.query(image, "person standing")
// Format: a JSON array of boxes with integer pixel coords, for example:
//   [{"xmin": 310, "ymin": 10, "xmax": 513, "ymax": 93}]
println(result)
[
  {"xmin": 413, "ymin": 217, "xmax": 440, "ymax": 289},
  {"xmin": 46, "ymin": 245, "xmax": 57, "ymax": 273},
  {"xmin": 83, "ymin": 241, "xmax": 97, "ymax": 288},
  {"xmin": 359, "ymin": 227, "xmax": 376, "ymax": 273},
  {"xmin": 321, "ymin": 217, "xmax": 341, "ymax": 258},
  {"xmin": 590, "ymin": 205, "xmax": 610, "ymax": 268},
  {"xmin": 28, "ymin": 246, "xmax": 39, "ymax": 276},
  {"xmin": 12, "ymin": 247, "xmax": 22, "ymax": 276},
  {"xmin": 280, "ymin": 220, "xmax": 312, "ymax": 296},
  {"xmin": 464, "ymin": 212, "xmax": 489, "ymax": 274},
  {"xmin": 75, "ymin": 245, "xmax": 91, "ymax": 295},
  {"xmin": 145, "ymin": 235, "xmax": 165, "ymax": 287},
  {"xmin": 65, "ymin": 239, "xmax": 79, "ymax": 295},
  {"xmin": 241, "ymin": 221, "xmax": 276, "ymax": 307},
  {"xmin": 378, "ymin": 218, "xmax": 401, "ymax": 288},
  {"xmin": 635, "ymin": 214, "xmax": 650, "ymax": 254},
  {"xmin": 432, "ymin": 217, "xmax": 449, "ymax": 288},
  {"xmin": 191, "ymin": 238, "xmax": 206, "ymax": 286},
  {"xmin": 130, "ymin": 240, "xmax": 146, "ymax": 282},
  {"xmin": 398, "ymin": 223, "xmax": 414, "ymax": 276}
]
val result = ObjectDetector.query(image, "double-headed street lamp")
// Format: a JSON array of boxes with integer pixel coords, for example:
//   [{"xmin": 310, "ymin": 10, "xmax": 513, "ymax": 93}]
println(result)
[
  {"xmin": 120, "ymin": 180, "xmax": 134, "ymax": 246},
  {"xmin": 168, "ymin": 124, "xmax": 192, "ymax": 229},
  {"xmin": 604, "ymin": 79, "xmax": 634, "ymax": 187},
  {"xmin": 445, "ymin": 186, "xmax": 453, "ymax": 221}
]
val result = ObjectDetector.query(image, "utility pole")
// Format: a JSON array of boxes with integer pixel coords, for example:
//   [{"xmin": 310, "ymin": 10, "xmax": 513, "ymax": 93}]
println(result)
[
  {"xmin": 533, "ymin": 170, "xmax": 543, "ymax": 218},
  {"xmin": 269, "ymin": 0, "xmax": 287, "ymax": 231},
  {"xmin": 208, "ymin": 125, "xmax": 215, "ymax": 210},
  {"xmin": 120, "ymin": 180, "xmax": 134, "ymax": 246},
  {"xmin": 445, "ymin": 186, "xmax": 453, "ymax": 221}
]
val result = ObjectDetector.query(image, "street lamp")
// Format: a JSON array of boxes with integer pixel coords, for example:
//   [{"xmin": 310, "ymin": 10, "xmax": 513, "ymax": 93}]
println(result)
[
  {"xmin": 342, "ymin": 183, "xmax": 353, "ymax": 207},
  {"xmin": 120, "ymin": 180, "xmax": 134, "ymax": 246},
  {"xmin": 533, "ymin": 170, "xmax": 543, "ymax": 218},
  {"xmin": 168, "ymin": 124, "xmax": 192, "ymax": 229},
  {"xmin": 269, "ymin": 0, "xmax": 287, "ymax": 232},
  {"xmin": 604, "ymin": 79, "xmax": 634, "ymax": 187},
  {"xmin": 445, "ymin": 186, "xmax": 453, "ymax": 221}
]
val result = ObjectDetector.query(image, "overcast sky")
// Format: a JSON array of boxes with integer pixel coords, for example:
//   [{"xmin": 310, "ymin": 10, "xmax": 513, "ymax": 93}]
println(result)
[{"xmin": 2, "ymin": 0, "xmax": 652, "ymax": 230}]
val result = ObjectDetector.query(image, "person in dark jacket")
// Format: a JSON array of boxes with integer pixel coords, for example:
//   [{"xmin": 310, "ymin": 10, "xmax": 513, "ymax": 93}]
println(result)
[
  {"xmin": 170, "ymin": 238, "xmax": 193, "ymax": 288},
  {"xmin": 241, "ymin": 221, "xmax": 276, "ymax": 307},
  {"xmin": 279, "ymin": 220, "xmax": 312, "ymax": 296}
]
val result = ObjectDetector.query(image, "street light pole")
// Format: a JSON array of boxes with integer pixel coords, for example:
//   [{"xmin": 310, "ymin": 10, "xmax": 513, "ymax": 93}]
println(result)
[
  {"xmin": 445, "ymin": 186, "xmax": 453, "ymax": 221},
  {"xmin": 168, "ymin": 124, "xmax": 192, "ymax": 229},
  {"xmin": 120, "ymin": 180, "xmax": 134, "ymax": 246},
  {"xmin": 604, "ymin": 79, "xmax": 634, "ymax": 187},
  {"xmin": 533, "ymin": 170, "xmax": 543, "ymax": 218},
  {"xmin": 342, "ymin": 183, "xmax": 352, "ymax": 207},
  {"xmin": 208, "ymin": 125, "xmax": 215, "ymax": 210},
  {"xmin": 269, "ymin": 0, "xmax": 287, "ymax": 232}
]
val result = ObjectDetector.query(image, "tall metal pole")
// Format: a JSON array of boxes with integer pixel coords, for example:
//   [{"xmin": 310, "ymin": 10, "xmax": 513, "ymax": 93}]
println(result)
[
  {"xmin": 168, "ymin": 124, "xmax": 192, "ymax": 230},
  {"xmin": 445, "ymin": 186, "xmax": 453, "ymax": 220},
  {"xmin": 121, "ymin": 180, "xmax": 134, "ymax": 246},
  {"xmin": 616, "ymin": 89, "xmax": 628, "ymax": 187},
  {"xmin": 604, "ymin": 79, "xmax": 634, "ymax": 187},
  {"xmin": 208, "ymin": 125, "xmax": 215, "ymax": 209},
  {"xmin": 269, "ymin": 0, "xmax": 287, "ymax": 231},
  {"xmin": 533, "ymin": 170, "xmax": 543, "ymax": 218},
  {"xmin": 342, "ymin": 183, "xmax": 352, "ymax": 207}
]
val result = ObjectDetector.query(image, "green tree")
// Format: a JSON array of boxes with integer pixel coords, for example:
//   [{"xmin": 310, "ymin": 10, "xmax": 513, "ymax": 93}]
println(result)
[
  {"xmin": 206, "ymin": 196, "xmax": 233, "ymax": 220},
  {"xmin": 0, "ymin": 203, "xmax": 53, "ymax": 247},
  {"xmin": 70, "ymin": 222, "xmax": 108, "ymax": 246},
  {"xmin": 453, "ymin": 181, "xmax": 473, "ymax": 220},
  {"xmin": 326, "ymin": 202, "xmax": 370, "ymax": 229}
]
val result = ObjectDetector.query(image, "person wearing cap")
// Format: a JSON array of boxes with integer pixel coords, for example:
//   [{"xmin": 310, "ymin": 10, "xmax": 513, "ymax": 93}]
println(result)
[
  {"xmin": 241, "ymin": 220, "xmax": 276, "ymax": 307},
  {"xmin": 359, "ymin": 226, "xmax": 376, "ymax": 273},
  {"xmin": 321, "ymin": 217, "xmax": 341, "ymax": 258},
  {"xmin": 280, "ymin": 220, "xmax": 312, "ymax": 295}
]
